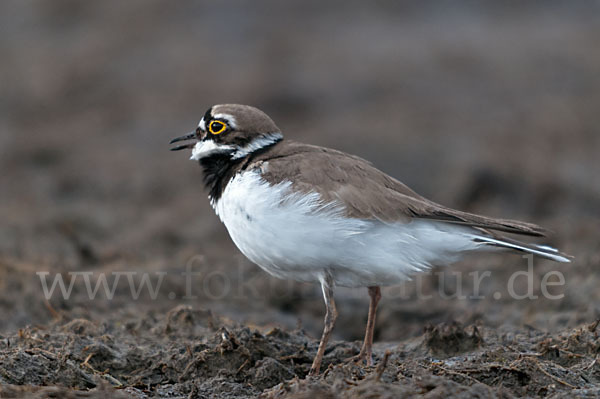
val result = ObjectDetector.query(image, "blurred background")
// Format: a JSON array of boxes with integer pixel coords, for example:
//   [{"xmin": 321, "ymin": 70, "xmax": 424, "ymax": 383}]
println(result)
[{"xmin": 0, "ymin": 1, "xmax": 599, "ymax": 342}]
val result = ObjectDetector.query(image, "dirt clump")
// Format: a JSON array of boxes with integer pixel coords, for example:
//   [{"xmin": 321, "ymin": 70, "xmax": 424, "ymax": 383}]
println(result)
[{"xmin": 423, "ymin": 321, "xmax": 484, "ymax": 358}]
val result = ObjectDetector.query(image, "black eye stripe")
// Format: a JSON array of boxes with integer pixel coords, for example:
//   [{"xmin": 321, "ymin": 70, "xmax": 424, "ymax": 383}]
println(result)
[{"xmin": 203, "ymin": 107, "xmax": 213, "ymax": 125}]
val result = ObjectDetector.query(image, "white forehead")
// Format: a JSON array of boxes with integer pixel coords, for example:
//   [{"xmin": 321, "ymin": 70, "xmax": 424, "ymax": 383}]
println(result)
[
  {"xmin": 198, "ymin": 112, "xmax": 237, "ymax": 130},
  {"xmin": 213, "ymin": 113, "xmax": 237, "ymax": 128}
]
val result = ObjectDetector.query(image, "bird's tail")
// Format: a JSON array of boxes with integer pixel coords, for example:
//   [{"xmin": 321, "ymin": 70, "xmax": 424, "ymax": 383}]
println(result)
[{"xmin": 470, "ymin": 234, "xmax": 572, "ymax": 263}]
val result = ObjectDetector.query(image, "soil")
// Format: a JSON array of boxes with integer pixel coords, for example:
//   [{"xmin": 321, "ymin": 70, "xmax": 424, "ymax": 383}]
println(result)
[
  {"xmin": 1, "ymin": 309, "xmax": 599, "ymax": 398},
  {"xmin": 1, "ymin": 1, "xmax": 599, "ymax": 398}
]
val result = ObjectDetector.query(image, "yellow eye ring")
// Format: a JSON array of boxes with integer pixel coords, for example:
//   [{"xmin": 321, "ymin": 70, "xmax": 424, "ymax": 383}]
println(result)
[{"xmin": 208, "ymin": 120, "xmax": 227, "ymax": 135}]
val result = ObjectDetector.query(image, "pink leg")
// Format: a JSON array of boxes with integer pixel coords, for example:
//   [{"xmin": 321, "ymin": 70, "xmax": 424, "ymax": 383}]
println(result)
[{"xmin": 349, "ymin": 286, "xmax": 381, "ymax": 366}]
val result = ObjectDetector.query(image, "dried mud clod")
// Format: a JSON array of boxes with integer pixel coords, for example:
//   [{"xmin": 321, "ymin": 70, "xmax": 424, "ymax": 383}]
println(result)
[
  {"xmin": 422, "ymin": 321, "xmax": 484, "ymax": 358},
  {"xmin": 163, "ymin": 304, "xmax": 216, "ymax": 334},
  {"xmin": 61, "ymin": 318, "xmax": 101, "ymax": 336},
  {"xmin": 536, "ymin": 319, "xmax": 600, "ymax": 367}
]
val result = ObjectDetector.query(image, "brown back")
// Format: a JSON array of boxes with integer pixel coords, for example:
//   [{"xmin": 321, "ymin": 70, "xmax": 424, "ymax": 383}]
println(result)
[{"xmin": 246, "ymin": 140, "xmax": 546, "ymax": 237}]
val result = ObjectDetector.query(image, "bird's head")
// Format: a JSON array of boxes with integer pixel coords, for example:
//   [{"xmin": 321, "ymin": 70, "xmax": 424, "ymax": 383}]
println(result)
[{"xmin": 170, "ymin": 104, "xmax": 283, "ymax": 160}]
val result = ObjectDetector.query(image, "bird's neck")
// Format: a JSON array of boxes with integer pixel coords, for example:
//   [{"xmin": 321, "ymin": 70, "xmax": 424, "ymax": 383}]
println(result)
[
  {"xmin": 200, "ymin": 137, "xmax": 283, "ymax": 202},
  {"xmin": 199, "ymin": 151, "xmax": 241, "ymax": 203}
]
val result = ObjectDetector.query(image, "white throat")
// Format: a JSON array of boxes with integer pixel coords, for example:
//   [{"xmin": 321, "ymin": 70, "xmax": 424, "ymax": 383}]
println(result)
[
  {"xmin": 190, "ymin": 140, "xmax": 234, "ymax": 160},
  {"xmin": 190, "ymin": 133, "xmax": 283, "ymax": 161}
]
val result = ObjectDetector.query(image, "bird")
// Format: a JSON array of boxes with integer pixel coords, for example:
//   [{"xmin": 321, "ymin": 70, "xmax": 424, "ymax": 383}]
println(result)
[{"xmin": 170, "ymin": 104, "xmax": 571, "ymax": 376}]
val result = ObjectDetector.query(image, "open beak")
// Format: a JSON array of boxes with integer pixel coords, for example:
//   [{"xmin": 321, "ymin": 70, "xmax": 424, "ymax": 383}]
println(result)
[{"xmin": 169, "ymin": 131, "xmax": 197, "ymax": 151}]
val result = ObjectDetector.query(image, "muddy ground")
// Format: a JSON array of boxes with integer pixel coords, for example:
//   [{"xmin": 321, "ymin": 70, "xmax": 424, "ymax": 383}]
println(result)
[
  {"xmin": 1, "ymin": 308, "xmax": 600, "ymax": 398},
  {"xmin": 1, "ymin": 1, "xmax": 599, "ymax": 398}
]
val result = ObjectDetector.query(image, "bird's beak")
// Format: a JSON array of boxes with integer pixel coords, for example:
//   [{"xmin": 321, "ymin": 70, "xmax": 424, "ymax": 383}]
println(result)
[{"xmin": 169, "ymin": 131, "xmax": 197, "ymax": 151}]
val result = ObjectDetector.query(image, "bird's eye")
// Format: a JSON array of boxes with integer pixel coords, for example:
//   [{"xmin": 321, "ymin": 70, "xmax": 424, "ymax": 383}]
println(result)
[{"xmin": 208, "ymin": 120, "xmax": 227, "ymax": 135}]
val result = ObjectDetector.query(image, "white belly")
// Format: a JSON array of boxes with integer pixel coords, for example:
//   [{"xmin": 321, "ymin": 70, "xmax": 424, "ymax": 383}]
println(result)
[{"xmin": 213, "ymin": 170, "xmax": 479, "ymax": 287}]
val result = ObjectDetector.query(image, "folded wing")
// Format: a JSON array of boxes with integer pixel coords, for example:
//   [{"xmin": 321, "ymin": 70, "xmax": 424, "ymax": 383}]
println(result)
[{"xmin": 256, "ymin": 141, "xmax": 546, "ymax": 237}]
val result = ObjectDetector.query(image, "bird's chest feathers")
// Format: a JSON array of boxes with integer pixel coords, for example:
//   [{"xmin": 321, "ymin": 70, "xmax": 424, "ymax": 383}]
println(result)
[
  {"xmin": 213, "ymin": 171, "xmax": 277, "ymax": 230},
  {"xmin": 211, "ymin": 170, "xmax": 353, "ymax": 278},
  {"xmin": 212, "ymin": 170, "xmax": 301, "ymax": 272},
  {"xmin": 213, "ymin": 170, "xmax": 310, "ymax": 243}
]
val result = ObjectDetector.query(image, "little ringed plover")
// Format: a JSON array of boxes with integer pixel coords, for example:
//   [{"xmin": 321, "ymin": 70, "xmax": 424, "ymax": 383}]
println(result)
[{"xmin": 170, "ymin": 104, "xmax": 570, "ymax": 376}]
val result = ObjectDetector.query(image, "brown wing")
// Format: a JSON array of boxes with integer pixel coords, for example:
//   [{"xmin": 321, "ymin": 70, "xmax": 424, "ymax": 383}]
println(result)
[{"xmin": 249, "ymin": 141, "xmax": 546, "ymax": 237}]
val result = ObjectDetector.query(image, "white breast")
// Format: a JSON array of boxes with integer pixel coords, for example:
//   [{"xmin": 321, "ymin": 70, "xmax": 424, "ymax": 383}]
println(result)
[{"xmin": 213, "ymin": 170, "xmax": 480, "ymax": 287}]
